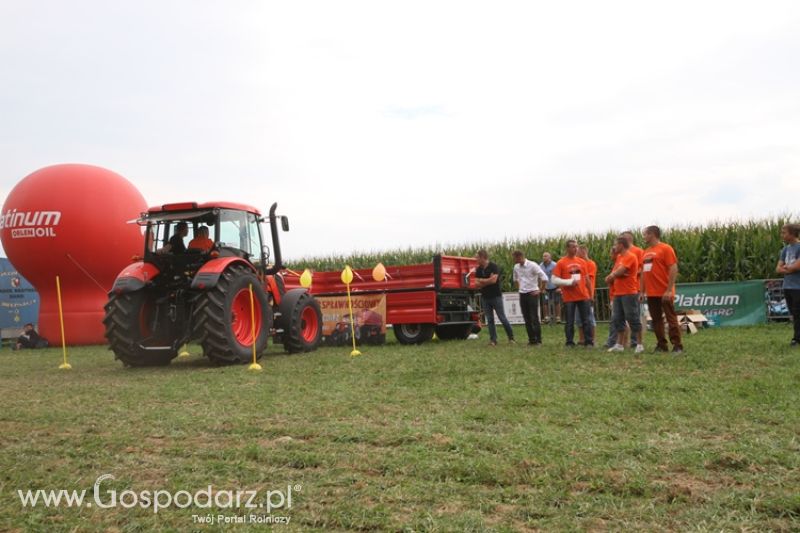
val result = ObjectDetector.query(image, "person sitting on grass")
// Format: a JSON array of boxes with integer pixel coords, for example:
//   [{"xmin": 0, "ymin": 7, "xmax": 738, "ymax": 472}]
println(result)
[{"xmin": 15, "ymin": 323, "xmax": 49, "ymax": 350}]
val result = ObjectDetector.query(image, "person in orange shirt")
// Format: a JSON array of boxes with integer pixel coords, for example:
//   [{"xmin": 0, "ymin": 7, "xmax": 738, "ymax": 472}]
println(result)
[
  {"xmin": 576, "ymin": 245, "xmax": 597, "ymax": 345},
  {"xmin": 641, "ymin": 225, "xmax": 682, "ymax": 353},
  {"xmin": 621, "ymin": 230, "xmax": 645, "ymax": 349},
  {"xmin": 605, "ymin": 237, "xmax": 642, "ymax": 353},
  {"xmin": 551, "ymin": 239, "xmax": 593, "ymax": 347},
  {"xmin": 604, "ymin": 246, "xmax": 631, "ymax": 349},
  {"xmin": 188, "ymin": 225, "xmax": 214, "ymax": 252}
]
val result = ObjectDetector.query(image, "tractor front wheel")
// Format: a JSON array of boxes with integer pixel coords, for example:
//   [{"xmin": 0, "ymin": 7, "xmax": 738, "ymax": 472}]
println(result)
[
  {"xmin": 277, "ymin": 289, "xmax": 322, "ymax": 353},
  {"xmin": 193, "ymin": 265, "xmax": 271, "ymax": 364}
]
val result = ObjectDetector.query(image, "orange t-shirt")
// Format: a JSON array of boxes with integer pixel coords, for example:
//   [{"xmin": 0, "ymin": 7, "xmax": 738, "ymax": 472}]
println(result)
[
  {"xmin": 585, "ymin": 259, "xmax": 597, "ymax": 298},
  {"xmin": 642, "ymin": 242, "xmax": 678, "ymax": 297},
  {"xmin": 553, "ymin": 256, "xmax": 591, "ymax": 302},
  {"xmin": 630, "ymin": 244, "xmax": 644, "ymax": 283},
  {"xmin": 611, "ymin": 251, "xmax": 639, "ymax": 296},
  {"xmin": 188, "ymin": 237, "xmax": 214, "ymax": 252}
]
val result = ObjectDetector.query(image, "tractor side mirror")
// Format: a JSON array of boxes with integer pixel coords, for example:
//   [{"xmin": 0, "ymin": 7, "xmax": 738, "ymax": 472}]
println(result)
[{"xmin": 281, "ymin": 216, "xmax": 290, "ymax": 232}]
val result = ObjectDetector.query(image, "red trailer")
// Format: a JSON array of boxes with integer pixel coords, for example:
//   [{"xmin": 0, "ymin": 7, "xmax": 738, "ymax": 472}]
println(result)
[{"xmin": 282, "ymin": 255, "xmax": 481, "ymax": 344}]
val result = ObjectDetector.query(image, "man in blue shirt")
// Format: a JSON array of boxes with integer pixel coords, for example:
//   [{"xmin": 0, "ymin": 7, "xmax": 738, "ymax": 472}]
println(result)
[
  {"xmin": 541, "ymin": 252, "xmax": 561, "ymax": 324},
  {"xmin": 776, "ymin": 223, "xmax": 800, "ymax": 347}
]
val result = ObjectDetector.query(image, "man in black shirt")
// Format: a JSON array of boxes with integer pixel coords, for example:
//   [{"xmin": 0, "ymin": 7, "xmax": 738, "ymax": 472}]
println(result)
[
  {"xmin": 160, "ymin": 221, "xmax": 189, "ymax": 254},
  {"xmin": 15, "ymin": 323, "xmax": 49, "ymax": 350},
  {"xmin": 474, "ymin": 249, "xmax": 515, "ymax": 346}
]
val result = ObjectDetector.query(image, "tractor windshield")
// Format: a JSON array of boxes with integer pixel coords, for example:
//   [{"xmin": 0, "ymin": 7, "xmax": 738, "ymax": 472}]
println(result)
[{"xmin": 217, "ymin": 209, "xmax": 263, "ymax": 264}]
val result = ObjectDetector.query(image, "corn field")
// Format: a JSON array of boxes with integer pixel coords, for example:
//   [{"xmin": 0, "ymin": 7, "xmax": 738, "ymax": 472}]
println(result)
[{"xmin": 288, "ymin": 216, "xmax": 796, "ymax": 292}]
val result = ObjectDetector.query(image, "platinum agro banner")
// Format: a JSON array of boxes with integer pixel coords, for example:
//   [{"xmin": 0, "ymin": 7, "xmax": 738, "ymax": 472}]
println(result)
[
  {"xmin": 0, "ymin": 258, "xmax": 39, "ymax": 332},
  {"xmin": 673, "ymin": 280, "xmax": 766, "ymax": 326}
]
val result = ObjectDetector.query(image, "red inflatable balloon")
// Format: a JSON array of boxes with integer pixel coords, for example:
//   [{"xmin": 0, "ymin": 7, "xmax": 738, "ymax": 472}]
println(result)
[{"xmin": 1, "ymin": 164, "xmax": 147, "ymax": 345}]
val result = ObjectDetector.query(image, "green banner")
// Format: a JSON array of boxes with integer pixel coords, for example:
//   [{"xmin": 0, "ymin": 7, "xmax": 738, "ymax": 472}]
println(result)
[{"xmin": 673, "ymin": 280, "xmax": 766, "ymax": 326}]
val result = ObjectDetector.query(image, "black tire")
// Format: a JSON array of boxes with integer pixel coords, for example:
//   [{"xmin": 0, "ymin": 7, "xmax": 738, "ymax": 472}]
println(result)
[
  {"xmin": 192, "ymin": 265, "xmax": 271, "ymax": 364},
  {"xmin": 435, "ymin": 324, "xmax": 472, "ymax": 340},
  {"xmin": 276, "ymin": 289, "xmax": 322, "ymax": 353},
  {"xmin": 393, "ymin": 323, "xmax": 435, "ymax": 345},
  {"xmin": 104, "ymin": 291, "xmax": 177, "ymax": 367}
]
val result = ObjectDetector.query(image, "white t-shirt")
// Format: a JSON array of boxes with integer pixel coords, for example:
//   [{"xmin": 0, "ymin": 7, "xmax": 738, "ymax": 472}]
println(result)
[{"xmin": 513, "ymin": 259, "xmax": 549, "ymax": 294}]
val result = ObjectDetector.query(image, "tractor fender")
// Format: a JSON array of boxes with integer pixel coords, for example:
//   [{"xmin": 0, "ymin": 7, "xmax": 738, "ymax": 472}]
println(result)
[
  {"xmin": 111, "ymin": 262, "xmax": 160, "ymax": 294},
  {"xmin": 190, "ymin": 257, "xmax": 257, "ymax": 290}
]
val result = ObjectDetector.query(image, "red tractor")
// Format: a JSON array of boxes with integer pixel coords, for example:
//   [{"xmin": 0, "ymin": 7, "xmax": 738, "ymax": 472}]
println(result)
[{"xmin": 104, "ymin": 202, "xmax": 322, "ymax": 366}]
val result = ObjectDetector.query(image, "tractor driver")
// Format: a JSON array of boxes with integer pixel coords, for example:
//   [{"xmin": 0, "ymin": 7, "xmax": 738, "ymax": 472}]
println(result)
[
  {"xmin": 188, "ymin": 226, "xmax": 214, "ymax": 252},
  {"xmin": 159, "ymin": 221, "xmax": 188, "ymax": 254}
]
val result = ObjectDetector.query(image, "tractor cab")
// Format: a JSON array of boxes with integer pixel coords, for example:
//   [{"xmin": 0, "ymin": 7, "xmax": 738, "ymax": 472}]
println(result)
[{"xmin": 140, "ymin": 202, "xmax": 281, "ymax": 279}]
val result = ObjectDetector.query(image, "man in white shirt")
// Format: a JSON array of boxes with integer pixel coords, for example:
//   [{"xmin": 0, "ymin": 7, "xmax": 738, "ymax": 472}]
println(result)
[{"xmin": 512, "ymin": 250, "xmax": 549, "ymax": 345}]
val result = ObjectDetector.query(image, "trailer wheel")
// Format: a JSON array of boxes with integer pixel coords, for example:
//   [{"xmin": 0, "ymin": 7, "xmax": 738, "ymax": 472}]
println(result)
[
  {"xmin": 193, "ymin": 265, "xmax": 270, "ymax": 364},
  {"xmin": 104, "ymin": 291, "xmax": 177, "ymax": 367},
  {"xmin": 393, "ymin": 323, "xmax": 434, "ymax": 345},
  {"xmin": 435, "ymin": 324, "xmax": 472, "ymax": 340},
  {"xmin": 277, "ymin": 289, "xmax": 323, "ymax": 353}
]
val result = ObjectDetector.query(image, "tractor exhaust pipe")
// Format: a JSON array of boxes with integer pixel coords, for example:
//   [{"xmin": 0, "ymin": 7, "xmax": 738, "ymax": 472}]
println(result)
[{"xmin": 265, "ymin": 202, "xmax": 283, "ymax": 275}]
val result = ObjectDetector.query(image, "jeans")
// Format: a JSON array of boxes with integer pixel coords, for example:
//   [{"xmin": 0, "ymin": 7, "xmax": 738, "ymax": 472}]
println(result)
[
  {"xmin": 612, "ymin": 294, "xmax": 642, "ymax": 339},
  {"xmin": 784, "ymin": 289, "xmax": 800, "ymax": 342},
  {"xmin": 605, "ymin": 325, "xmax": 618, "ymax": 348},
  {"xmin": 575, "ymin": 303, "xmax": 596, "ymax": 327},
  {"xmin": 545, "ymin": 289, "xmax": 561, "ymax": 320},
  {"xmin": 519, "ymin": 292, "xmax": 542, "ymax": 344},
  {"xmin": 565, "ymin": 299, "xmax": 593, "ymax": 345},
  {"xmin": 647, "ymin": 296, "xmax": 683, "ymax": 350},
  {"xmin": 483, "ymin": 295, "xmax": 514, "ymax": 342}
]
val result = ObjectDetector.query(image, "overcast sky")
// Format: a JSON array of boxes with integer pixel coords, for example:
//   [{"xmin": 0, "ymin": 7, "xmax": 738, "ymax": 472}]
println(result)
[{"xmin": 1, "ymin": 1, "xmax": 799, "ymax": 261}]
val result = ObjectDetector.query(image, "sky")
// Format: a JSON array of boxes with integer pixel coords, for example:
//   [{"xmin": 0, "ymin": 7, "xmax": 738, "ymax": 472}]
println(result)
[{"xmin": 1, "ymin": 1, "xmax": 799, "ymax": 261}]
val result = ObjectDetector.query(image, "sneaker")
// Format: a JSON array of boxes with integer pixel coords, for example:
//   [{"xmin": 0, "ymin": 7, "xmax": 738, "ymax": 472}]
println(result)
[
  {"xmin": 791, "ymin": 339, "xmax": 799, "ymax": 347},
  {"xmin": 607, "ymin": 344, "xmax": 624, "ymax": 353},
  {"xmin": 509, "ymin": 339, "xmax": 517, "ymax": 344},
  {"xmin": 672, "ymin": 347, "xmax": 684, "ymax": 354},
  {"xmin": 634, "ymin": 344, "xmax": 645, "ymax": 354},
  {"xmin": 565, "ymin": 342, "xmax": 577, "ymax": 348},
  {"xmin": 488, "ymin": 341, "xmax": 497, "ymax": 347}
]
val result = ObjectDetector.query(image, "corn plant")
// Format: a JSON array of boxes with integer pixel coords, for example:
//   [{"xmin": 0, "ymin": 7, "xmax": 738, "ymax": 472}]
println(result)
[{"xmin": 287, "ymin": 216, "xmax": 796, "ymax": 292}]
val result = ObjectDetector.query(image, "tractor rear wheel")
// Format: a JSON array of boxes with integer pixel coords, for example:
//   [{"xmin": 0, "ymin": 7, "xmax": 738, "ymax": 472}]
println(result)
[
  {"xmin": 192, "ymin": 265, "xmax": 271, "ymax": 364},
  {"xmin": 276, "ymin": 289, "xmax": 322, "ymax": 353},
  {"xmin": 435, "ymin": 324, "xmax": 472, "ymax": 340},
  {"xmin": 104, "ymin": 291, "xmax": 177, "ymax": 367},
  {"xmin": 393, "ymin": 323, "xmax": 435, "ymax": 344}
]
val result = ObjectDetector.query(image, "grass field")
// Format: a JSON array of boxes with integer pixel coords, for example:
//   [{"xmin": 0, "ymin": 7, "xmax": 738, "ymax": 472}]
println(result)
[{"xmin": 1, "ymin": 324, "xmax": 799, "ymax": 532}]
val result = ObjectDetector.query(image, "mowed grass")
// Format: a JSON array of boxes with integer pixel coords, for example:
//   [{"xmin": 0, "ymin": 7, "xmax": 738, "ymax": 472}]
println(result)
[{"xmin": 1, "ymin": 325, "xmax": 799, "ymax": 532}]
